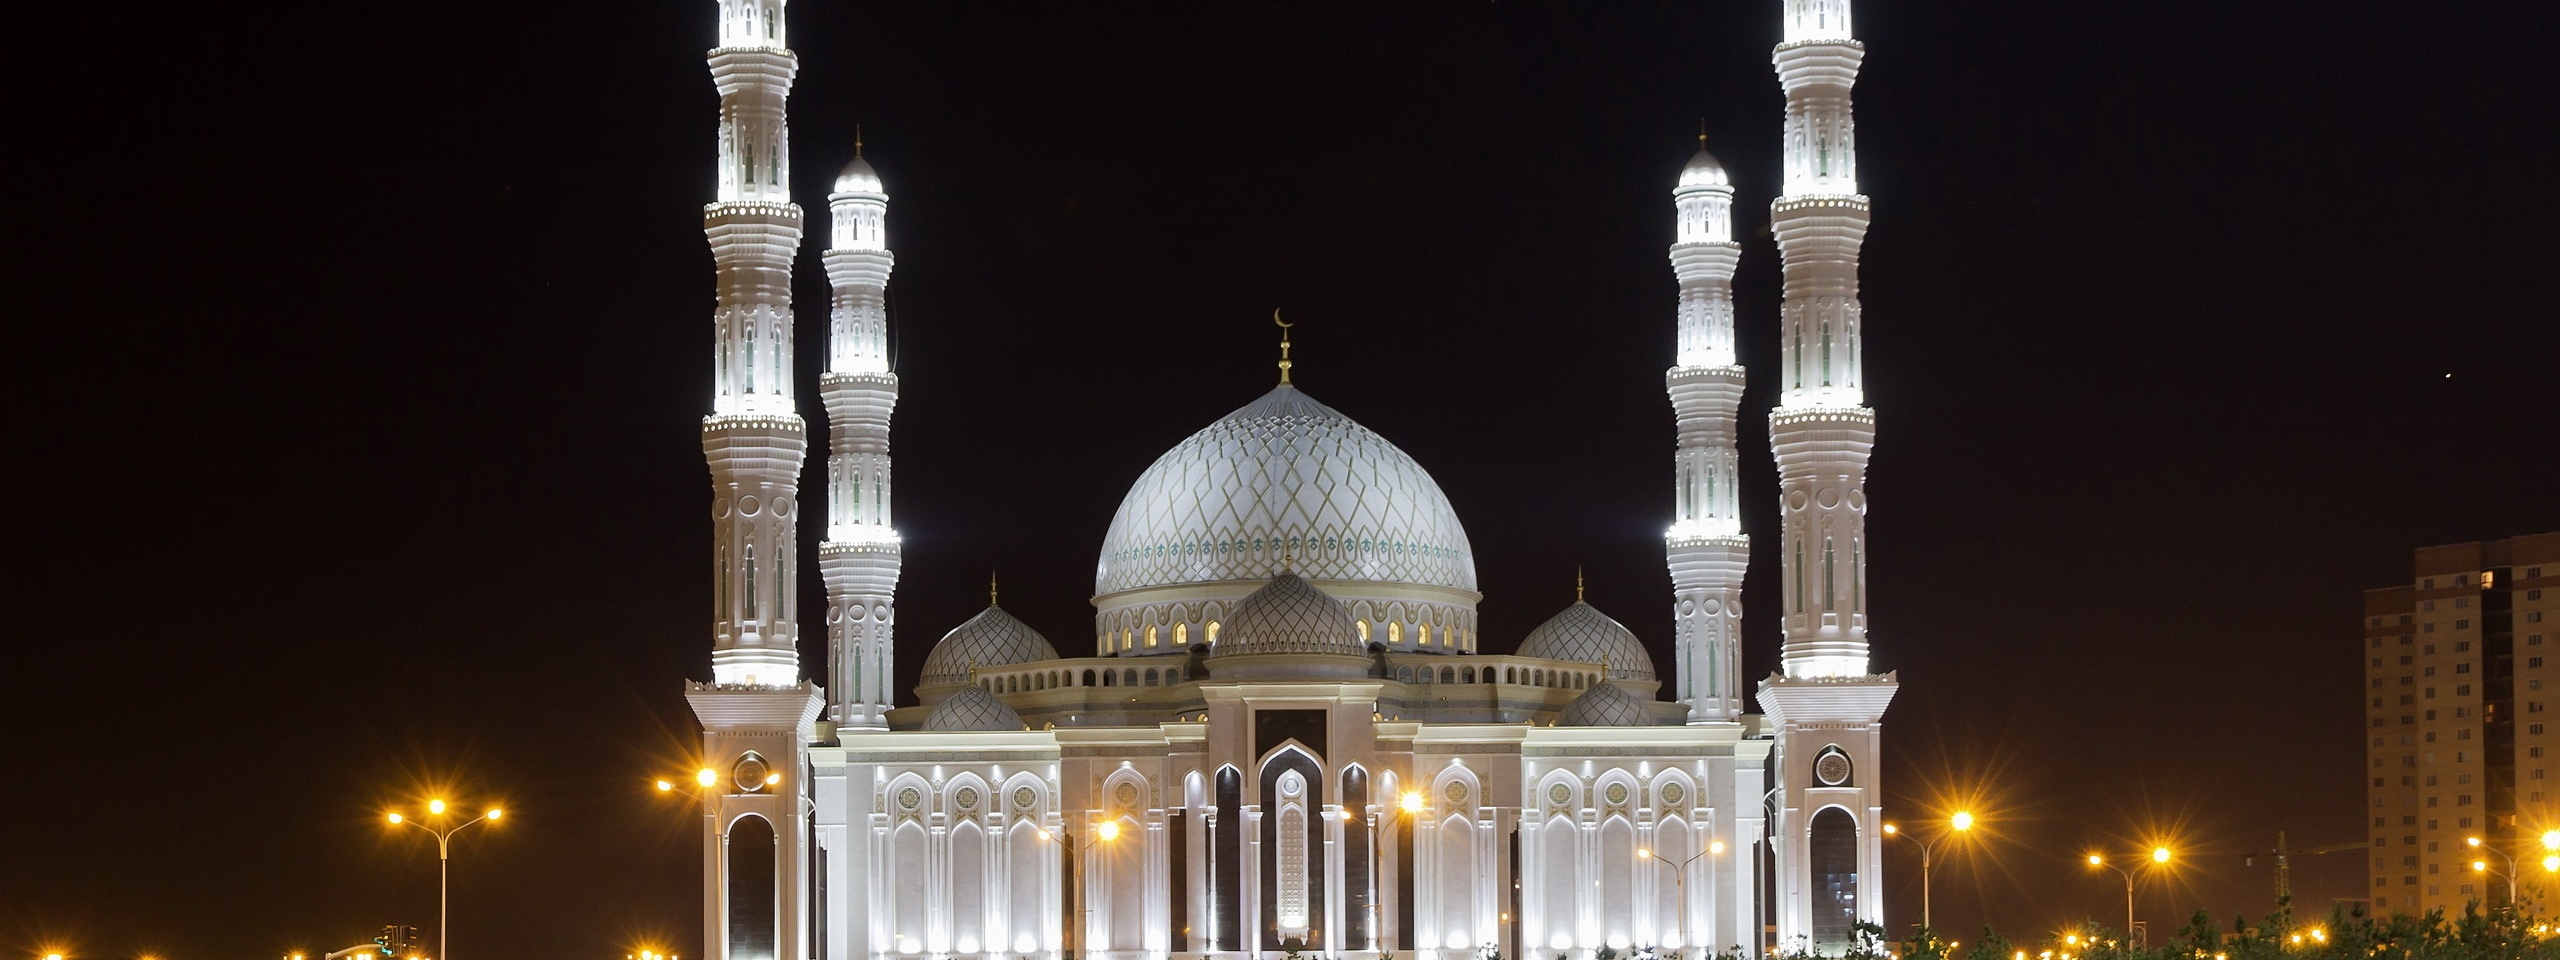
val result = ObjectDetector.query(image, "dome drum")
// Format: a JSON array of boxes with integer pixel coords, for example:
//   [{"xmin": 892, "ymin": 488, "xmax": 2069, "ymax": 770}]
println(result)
[{"xmin": 1094, "ymin": 585, "xmax": 1478, "ymax": 658}]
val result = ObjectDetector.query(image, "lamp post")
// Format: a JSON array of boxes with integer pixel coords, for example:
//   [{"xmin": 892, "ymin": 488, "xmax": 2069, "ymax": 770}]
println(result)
[
  {"xmin": 386, "ymin": 798, "xmax": 503, "ymax": 960},
  {"xmin": 1374, "ymin": 790, "xmax": 1425, "ymax": 952},
  {"xmin": 1040, "ymin": 821, "xmax": 1119, "ymax": 960},
  {"xmin": 1638, "ymin": 839, "xmax": 1723, "ymax": 960},
  {"xmin": 1880, "ymin": 811, "xmax": 1973, "ymax": 932},
  {"xmin": 2085, "ymin": 847, "xmax": 2170, "ymax": 944},
  {"xmin": 2469, "ymin": 836, "xmax": 2519, "ymax": 906}
]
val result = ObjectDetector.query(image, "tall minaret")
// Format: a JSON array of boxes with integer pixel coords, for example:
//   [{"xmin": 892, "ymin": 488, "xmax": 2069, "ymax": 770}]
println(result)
[
  {"xmin": 1753, "ymin": 0, "xmax": 1899, "ymax": 953},
  {"xmin": 1664, "ymin": 132, "xmax": 1749, "ymax": 725},
  {"xmin": 685, "ymin": 3, "xmax": 824, "ymax": 960},
  {"xmin": 817, "ymin": 142, "xmax": 901, "ymax": 731}
]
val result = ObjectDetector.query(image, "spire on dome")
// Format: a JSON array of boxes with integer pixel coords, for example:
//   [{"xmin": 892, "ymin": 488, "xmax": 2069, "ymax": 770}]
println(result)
[
  {"xmin": 1576, "ymin": 566, "xmax": 1586, "ymax": 602},
  {"xmin": 1273, "ymin": 310, "xmax": 1295, "ymax": 385}
]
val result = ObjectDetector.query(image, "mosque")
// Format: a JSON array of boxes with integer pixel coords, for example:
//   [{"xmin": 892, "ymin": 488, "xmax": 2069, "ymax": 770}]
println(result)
[{"xmin": 678, "ymin": 1, "xmax": 1896, "ymax": 958}]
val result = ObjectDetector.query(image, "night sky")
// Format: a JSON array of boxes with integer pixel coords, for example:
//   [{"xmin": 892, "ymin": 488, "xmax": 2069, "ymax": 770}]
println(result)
[{"xmin": 7, "ymin": 1, "xmax": 2556, "ymax": 957}]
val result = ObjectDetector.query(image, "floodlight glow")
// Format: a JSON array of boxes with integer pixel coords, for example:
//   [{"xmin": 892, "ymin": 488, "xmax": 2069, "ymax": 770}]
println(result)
[
  {"xmin": 388, "ymin": 813, "xmax": 403, "ymax": 825},
  {"xmin": 1951, "ymin": 811, "xmax": 1975, "ymax": 831},
  {"xmin": 1401, "ymin": 791, "xmax": 1424, "ymax": 813},
  {"xmin": 486, "ymin": 808, "xmax": 502, "ymax": 820},
  {"xmin": 2151, "ymin": 847, "xmax": 2171, "ymax": 864},
  {"xmin": 1096, "ymin": 821, "xmax": 1121, "ymax": 841},
  {"xmin": 427, "ymin": 799, "xmax": 447, "ymax": 815},
  {"xmin": 698, "ymin": 768, "xmax": 719, "ymax": 787}
]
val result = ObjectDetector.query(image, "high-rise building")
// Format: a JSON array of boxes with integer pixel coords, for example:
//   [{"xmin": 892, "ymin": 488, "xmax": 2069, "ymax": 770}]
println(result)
[{"xmin": 2363, "ymin": 532, "xmax": 2560, "ymax": 916}]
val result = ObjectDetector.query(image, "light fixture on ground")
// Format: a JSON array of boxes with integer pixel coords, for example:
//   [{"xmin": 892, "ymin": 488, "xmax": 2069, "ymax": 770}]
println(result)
[
  {"xmin": 385, "ymin": 797, "xmax": 504, "ymax": 960},
  {"xmin": 1036, "ymin": 824, "xmax": 1119, "ymax": 960}
]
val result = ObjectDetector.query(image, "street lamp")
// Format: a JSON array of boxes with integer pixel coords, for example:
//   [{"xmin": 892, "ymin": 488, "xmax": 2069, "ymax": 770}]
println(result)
[
  {"xmin": 2468, "ymin": 836, "xmax": 2518, "ymax": 906},
  {"xmin": 1039, "ymin": 823, "xmax": 1120, "ymax": 960},
  {"xmin": 2086, "ymin": 847, "xmax": 2171, "ymax": 943},
  {"xmin": 1881, "ymin": 810, "xmax": 1975, "ymax": 931},
  {"xmin": 1371, "ymin": 791, "xmax": 1426, "ymax": 952},
  {"xmin": 386, "ymin": 798, "xmax": 503, "ymax": 960},
  {"xmin": 1638, "ymin": 840, "xmax": 1724, "ymax": 959}
]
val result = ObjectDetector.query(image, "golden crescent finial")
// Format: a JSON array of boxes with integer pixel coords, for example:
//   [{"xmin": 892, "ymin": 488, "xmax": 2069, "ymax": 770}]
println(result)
[
  {"xmin": 1576, "ymin": 565, "xmax": 1586, "ymax": 602},
  {"xmin": 989, "ymin": 570, "xmax": 999, "ymax": 606},
  {"xmin": 1273, "ymin": 310, "xmax": 1295, "ymax": 385}
]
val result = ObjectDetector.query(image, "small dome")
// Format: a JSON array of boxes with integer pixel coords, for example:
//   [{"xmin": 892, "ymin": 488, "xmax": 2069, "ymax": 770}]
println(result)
[
  {"xmin": 834, "ymin": 155, "xmax": 884, "ymax": 194},
  {"xmin": 1208, "ymin": 572, "xmax": 1363, "ymax": 660},
  {"xmin": 919, "ymin": 605, "xmax": 1059, "ymax": 687},
  {"xmin": 1517, "ymin": 601, "xmax": 1655, "ymax": 681},
  {"xmin": 1677, "ymin": 145, "xmax": 1729, "ymax": 188},
  {"xmin": 1556, "ymin": 682, "xmax": 1656, "ymax": 727},
  {"xmin": 921, "ymin": 686, "xmax": 1024, "ymax": 732}
]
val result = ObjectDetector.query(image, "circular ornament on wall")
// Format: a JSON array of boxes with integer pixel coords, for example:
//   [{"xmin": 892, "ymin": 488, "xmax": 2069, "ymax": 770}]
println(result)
[
  {"xmin": 898, "ymin": 786, "xmax": 923, "ymax": 811},
  {"xmin": 955, "ymin": 786, "xmax": 979, "ymax": 811},
  {"xmin": 1817, "ymin": 488, "xmax": 1840, "ymax": 508},
  {"xmin": 1444, "ymin": 781, "xmax": 1468, "ymax": 805},
  {"xmin": 1604, "ymin": 783, "xmax": 1629, "ymax": 805},
  {"xmin": 738, "ymin": 495, "xmax": 762, "ymax": 516},
  {"xmin": 733, "ymin": 753, "xmax": 770, "ymax": 793},
  {"xmin": 1814, "ymin": 751, "xmax": 1853, "ymax": 787},
  {"xmin": 1702, "ymin": 598, "xmax": 1721, "ymax": 615},
  {"xmin": 1115, "ymin": 782, "xmax": 1141, "ymax": 807},
  {"xmin": 1787, "ymin": 490, "xmax": 1809, "ymax": 510},
  {"xmin": 715, "ymin": 499, "xmax": 732, "ymax": 519},
  {"xmin": 773, "ymin": 496, "xmax": 791, "ymax": 517},
  {"xmin": 1661, "ymin": 782, "xmax": 1685, "ymax": 807},
  {"xmin": 1014, "ymin": 786, "xmax": 1038, "ymax": 810},
  {"xmin": 1548, "ymin": 783, "xmax": 1572, "ymax": 807},
  {"xmin": 1848, "ymin": 490, "xmax": 1866, "ymax": 511}
]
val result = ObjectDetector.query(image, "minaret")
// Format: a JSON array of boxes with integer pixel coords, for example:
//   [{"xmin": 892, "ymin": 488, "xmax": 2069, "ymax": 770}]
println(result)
[
  {"xmin": 1753, "ymin": 0, "xmax": 1899, "ymax": 953},
  {"xmin": 818, "ymin": 139, "xmax": 901, "ymax": 731},
  {"xmin": 1664, "ymin": 131, "xmax": 1749, "ymax": 724},
  {"xmin": 685, "ymin": 3, "xmax": 824, "ymax": 960}
]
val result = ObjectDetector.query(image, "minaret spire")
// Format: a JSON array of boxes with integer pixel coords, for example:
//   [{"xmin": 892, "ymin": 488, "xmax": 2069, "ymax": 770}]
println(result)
[
  {"xmin": 1665, "ymin": 123, "xmax": 1749, "ymax": 724},
  {"xmin": 685, "ymin": 6, "xmax": 826, "ymax": 960},
  {"xmin": 1755, "ymin": 0, "xmax": 1899, "ymax": 951},
  {"xmin": 818, "ymin": 126, "xmax": 902, "ymax": 731}
]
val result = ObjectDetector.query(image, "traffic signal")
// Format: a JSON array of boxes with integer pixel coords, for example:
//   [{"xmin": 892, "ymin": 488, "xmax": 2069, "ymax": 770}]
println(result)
[
  {"xmin": 373, "ymin": 928, "xmax": 395, "ymax": 957},
  {"xmin": 399, "ymin": 927, "xmax": 419, "ymax": 955}
]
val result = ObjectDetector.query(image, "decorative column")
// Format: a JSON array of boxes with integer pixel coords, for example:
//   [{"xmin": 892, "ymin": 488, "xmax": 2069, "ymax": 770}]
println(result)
[
  {"xmin": 1754, "ymin": 0, "xmax": 1899, "ymax": 953},
  {"xmin": 685, "ymin": 5, "xmax": 825, "ymax": 960},
  {"xmin": 1664, "ymin": 134, "xmax": 1749, "ymax": 724},
  {"xmin": 819, "ymin": 144, "xmax": 901, "ymax": 731}
]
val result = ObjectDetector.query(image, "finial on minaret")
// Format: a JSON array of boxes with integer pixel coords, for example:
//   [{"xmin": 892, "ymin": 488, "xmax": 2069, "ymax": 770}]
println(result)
[
  {"xmin": 1273, "ymin": 310, "xmax": 1295, "ymax": 385},
  {"xmin": 855, "ymin": 124, "xmax": 864, "ymax": 159},
  {"xmin": 989, "ymin": 570, "xmax": 999, "ymax": 606},
  {"xmin": 1576, "ymin": 566, "xmax": 1586, "ymax": 602},
  {"xmin": 1698, "ymin": 118, "xmax": 1708, "ymax": 147}
]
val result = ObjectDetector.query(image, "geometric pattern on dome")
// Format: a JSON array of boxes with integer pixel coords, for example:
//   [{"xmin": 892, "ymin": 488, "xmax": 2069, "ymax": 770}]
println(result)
[
  {"xmin": 918, "ymin": 604, "xmax": 1059, "ymax": 687},
  {"xmin": 1207, "ymin": 572, "xmax": 1364, "ymax": 660},
  {"xmin": 920, "ymin": 685, "xmax": 1024, "ymax": 732},
  {"xmin": 1096, "ymin": 385, "xmax": 1478, "ymax": 597},
  {"xmin": 1555, "ymin": 681, "xmax": 1656, "ymax": 727},
  {"xmin": 1516, "ymin": 601, "xmax": 1656, "ymax": 681}
]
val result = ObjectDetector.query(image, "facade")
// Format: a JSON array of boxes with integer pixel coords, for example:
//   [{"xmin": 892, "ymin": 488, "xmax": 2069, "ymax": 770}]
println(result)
[
  {"xmin": 2362, "ymin": 532, "xmax": 2560, "ymax": 917},
  {"xmin": 678, "ymin": 2, "xmax": 1899, "ymax": 959}
]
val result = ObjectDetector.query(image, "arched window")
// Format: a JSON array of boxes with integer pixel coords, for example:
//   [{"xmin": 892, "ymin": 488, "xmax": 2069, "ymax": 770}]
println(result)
[
  {"xmin": 1123, "ymin": 669, "xmax": 1138, "ymax": 687},
  {"xmin": 1808, "ymin": 808, "xmax": 1861, "ymax": 951},
  {"xmin": 1822, "ymin": 537, "xmax": 1836, "ymax": 612},
  {"xmin": 1145, "ymin": 669, "xmax": 1159, "ymax": 687},
  {"xmin": 1174, "ymin": 623, "xmax": 1188, "ymax": 646},
  {"xmin": 1206, "ymin": 620, "xmax": 1221, "ymax": 645},
  {"xmin": 1419, "ymin": 624, "xmax": 1431, "ymax": 646},
  {"xmin": 741, "ymin": 540, "xmax": 757, "ymax": 618},
  {"xmin": 1439, "ymin": 667, "xmax": 1455, "ymax": 684},
  {"xmin": 1389, "ymin": 622, "xmax": 1403, "ymax": 645},
  {"xmin": 1082, "ymin": 670, "xmax": 1096, "ymax": 687}
]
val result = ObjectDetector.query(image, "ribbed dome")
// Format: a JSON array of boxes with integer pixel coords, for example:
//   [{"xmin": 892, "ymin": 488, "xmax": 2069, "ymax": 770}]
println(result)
[
  {"xmin": 919, "ymin": 605, "xmax": 1059, "ymax": 687},
  {"xmin": 834, "ymin": 155, "xmax": 884, "ymax": 194},
  {"xmin": 1557, "ymin": 682, "xmax": 1656, "ymax": 727},
  {"xmin": 921, "ymin": 686, "xmax": 1024, "ymax": 732},
  {"xmin": 1096, "ymin": 385, "xmax": 1477, "ymax": 597},
  {"xmin": 1208, "ymin": 572, "xmax": 1363, "ymax": 659},
  {"xmin": 1677, "ymin": 145, "xmax": 1729, "ymax": 188},
  {"xmin": 1517, "ymin": 601, "xmax": 1655, "ymax": 681}
]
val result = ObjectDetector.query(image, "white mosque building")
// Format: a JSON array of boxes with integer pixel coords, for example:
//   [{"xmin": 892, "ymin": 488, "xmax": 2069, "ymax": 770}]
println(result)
[{"xmin": 679, "ymin": 1, "xmax": 1896, "ymax": 958}]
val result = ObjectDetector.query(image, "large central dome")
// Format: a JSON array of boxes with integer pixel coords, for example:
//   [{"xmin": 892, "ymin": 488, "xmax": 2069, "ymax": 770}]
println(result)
[{"xmin": 1090, "ymin": 385, "xmax": 1480, "ymax": 657}]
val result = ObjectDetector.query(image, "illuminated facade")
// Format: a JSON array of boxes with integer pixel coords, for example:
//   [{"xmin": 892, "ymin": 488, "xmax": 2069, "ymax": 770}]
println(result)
[
  {"xmin": 679, "ymin": 2, "xmax": 1898, "ymax": 959},
  {"xmin": 2361, "ymin": 533, "xmax": 2560, "ymax": 917}
]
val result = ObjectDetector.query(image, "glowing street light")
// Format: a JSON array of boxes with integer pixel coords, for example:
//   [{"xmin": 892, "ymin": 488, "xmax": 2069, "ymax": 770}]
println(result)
[
  {"xmin": 386, "ymin": 797, "xmax": 505, "ymax": 960},
  {"xmin": 1638, "ymin": 839, "xmax": 1727, "ymax": 959},
  {"xmin": 2087, "ymin": 847, "xmax": 2172, "ymax": 942},
  {"xmin": 1400, "ymin": 790, "xmax": 1425, "ymax": 814},
  {"xmin": 2468, "ymin": 836, "xmax": 2520, "ymax": 905},
  {"xmin": 1034, "ymin": 824, "xmax": 1119, "ymax": 960},
  {"xmin": 1883, "ymin": 810, "xmax": 1977, "ymax": 930}
]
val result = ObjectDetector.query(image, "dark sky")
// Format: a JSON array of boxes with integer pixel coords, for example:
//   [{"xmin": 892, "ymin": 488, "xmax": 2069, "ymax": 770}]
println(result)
[{"xmin": 7, "ymin": 0, "xmax": 2555, "ymax": 957}]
